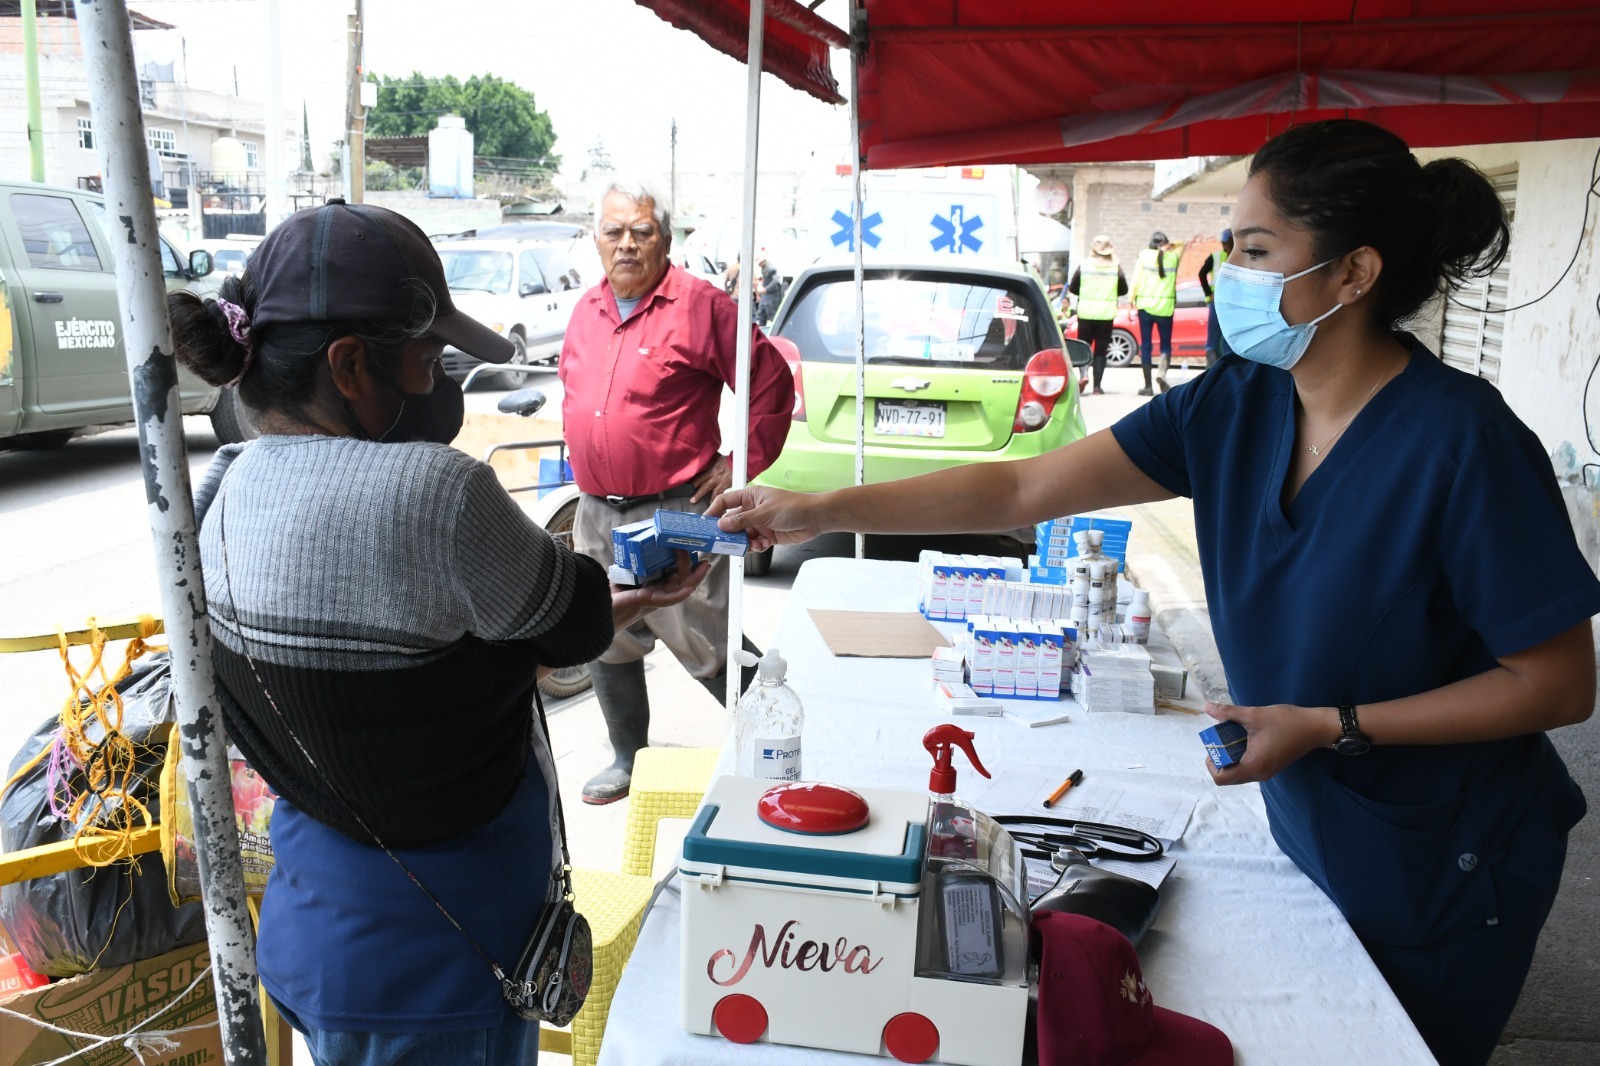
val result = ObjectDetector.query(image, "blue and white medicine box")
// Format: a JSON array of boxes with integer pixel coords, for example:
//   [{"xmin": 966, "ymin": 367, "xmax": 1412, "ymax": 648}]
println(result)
[
  {"xmin": 611, "ymin": 519, "xmax": 655, "ymax": 567},
  {"xmin": 1029, "ymin": 563, "xmax": 1072, "ymax": 586},
  {"xmin": 654, "ymin": 509, "xmax": 749, "ymax": 557},
  {"xmin": 1034, "ymin": 513, "xmax": 1133, "ymax": 571},
  {"xmin": 626, "ymin": 527, "xmax": 678, "ymax": 577},
  {"xmin": 1199, "ymin": 720, "xmax": 1249, "ymax": 769}
]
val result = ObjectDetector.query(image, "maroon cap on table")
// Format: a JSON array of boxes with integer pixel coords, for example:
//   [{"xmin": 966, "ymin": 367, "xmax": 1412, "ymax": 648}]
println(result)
[
  {"xmin": 1032, "ymin": 912, "xmax": 1233, "ymax": 1066},
  {"xmin": 248, "ymin": 198, "xmax": 512, "ymax": 363}
]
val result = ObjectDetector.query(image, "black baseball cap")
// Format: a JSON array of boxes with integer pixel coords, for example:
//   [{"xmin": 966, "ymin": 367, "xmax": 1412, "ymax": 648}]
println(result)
[{"xmin": 249, "ymin": 198, "xmax": 512, "ymax": 363}]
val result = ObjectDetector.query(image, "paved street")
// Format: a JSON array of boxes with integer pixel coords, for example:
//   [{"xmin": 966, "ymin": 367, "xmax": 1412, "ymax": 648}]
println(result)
[{"xmin": 1, "ymin": 361, "xmax": 1595, "ymax": 1062}]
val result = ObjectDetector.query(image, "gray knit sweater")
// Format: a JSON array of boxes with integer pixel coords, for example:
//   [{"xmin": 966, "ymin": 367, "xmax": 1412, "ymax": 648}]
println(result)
[{"xmin": 194, "ymin": 435, "xmax": 613, "ymax": 842}]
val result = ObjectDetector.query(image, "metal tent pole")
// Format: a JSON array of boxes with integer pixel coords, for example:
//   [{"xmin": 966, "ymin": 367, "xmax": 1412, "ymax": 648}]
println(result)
[
  {"xmin": 76, "ymin": 3, "xmax": 266, "ymax": 1063},
  {"xmin": 850, "ymin": 0, "xmax": 866, "ymax": 560},
  {"xmin": 726, "ymin": 0, "xmax": 766, "ymax": 716}
]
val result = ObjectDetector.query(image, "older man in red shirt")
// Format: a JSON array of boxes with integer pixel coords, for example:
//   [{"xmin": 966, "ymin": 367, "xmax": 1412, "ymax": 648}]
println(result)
[{"xmin": 561, "ymin": 177, "xmax": 795, "ymax": 802}]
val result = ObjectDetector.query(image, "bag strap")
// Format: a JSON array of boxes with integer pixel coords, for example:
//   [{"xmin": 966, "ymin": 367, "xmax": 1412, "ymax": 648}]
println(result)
[
  {"xmin": 530, "ymin": 685, "xmax": 574, "ymax": 900},
  {"xmin": 213, "ymin": 484, "xmax": 549, "ymax": 988}
]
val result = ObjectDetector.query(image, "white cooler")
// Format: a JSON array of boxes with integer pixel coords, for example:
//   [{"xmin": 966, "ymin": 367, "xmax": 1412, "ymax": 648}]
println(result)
[{"xmin": 679, "ymin": 775, "xmax": 1028, "ymax": 1065}]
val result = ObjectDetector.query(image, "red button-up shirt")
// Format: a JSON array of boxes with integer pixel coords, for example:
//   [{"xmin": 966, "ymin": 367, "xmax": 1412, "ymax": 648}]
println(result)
[{"xmin": 559, "ymin": 265, "xmax": 795, "ymax": 497}]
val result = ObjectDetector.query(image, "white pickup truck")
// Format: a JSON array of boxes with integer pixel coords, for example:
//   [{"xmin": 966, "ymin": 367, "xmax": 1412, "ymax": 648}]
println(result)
[{"xmin": 432, "ymin": 238, "xmax": 588, "ymax": 388}]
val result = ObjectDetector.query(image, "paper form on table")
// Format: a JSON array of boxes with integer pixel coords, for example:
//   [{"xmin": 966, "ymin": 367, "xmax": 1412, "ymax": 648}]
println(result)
[{"xmin": 973, "ymin": 776, "xmax": 1197, "ymax": 842}]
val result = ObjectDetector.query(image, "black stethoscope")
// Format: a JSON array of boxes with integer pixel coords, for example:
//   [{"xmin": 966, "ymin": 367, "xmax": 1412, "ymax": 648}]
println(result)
[{"xmin": 992, "ymin": 815, "xmax": 1166, "ymax": 864}]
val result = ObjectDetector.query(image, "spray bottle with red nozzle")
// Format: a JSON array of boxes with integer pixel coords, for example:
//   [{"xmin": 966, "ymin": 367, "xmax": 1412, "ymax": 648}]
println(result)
[{"xmin": 924, "ymin": 724, "xmax": 992, "ymax": 859}]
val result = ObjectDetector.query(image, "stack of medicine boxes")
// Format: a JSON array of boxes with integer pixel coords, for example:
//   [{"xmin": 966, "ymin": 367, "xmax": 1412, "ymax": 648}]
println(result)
[
  {"xmin": 1030, "ymin": 513, "xmax": 1133, "ymax": 583},
  {"xmin": 609, "ymin": 510, "xmax": 751, "ymax": 585},
  {"xmin": 609, "ymin": 518, "xmax": 688, "ymax": 585},
  {"xmin": 916, "ymin": 551, "xmax": 1077, "ymax": 703}
]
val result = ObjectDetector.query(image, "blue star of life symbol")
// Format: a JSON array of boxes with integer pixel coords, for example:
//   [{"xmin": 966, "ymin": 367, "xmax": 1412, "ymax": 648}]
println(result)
[
  {"xmin": 830, "ymin": 208, "xmax": 882, "ymax": 251},
  {"xmin": 930, "ymin": 205, "xmax": 984, "ymax": 254}
]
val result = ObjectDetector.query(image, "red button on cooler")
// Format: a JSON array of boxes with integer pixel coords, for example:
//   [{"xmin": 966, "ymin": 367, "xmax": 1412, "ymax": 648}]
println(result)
[{"xmin": 757, "ymin": 782, "xmax": 870, "ymax": 835}]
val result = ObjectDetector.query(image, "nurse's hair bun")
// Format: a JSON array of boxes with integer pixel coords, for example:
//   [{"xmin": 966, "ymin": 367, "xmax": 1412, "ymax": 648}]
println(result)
[{"xmin": 1248, "ymin": 119, "xmax": 1509, "ymax": 329}]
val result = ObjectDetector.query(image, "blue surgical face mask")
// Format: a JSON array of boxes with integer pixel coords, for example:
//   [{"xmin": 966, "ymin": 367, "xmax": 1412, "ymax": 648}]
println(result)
[{"xmin": 1214, "ymin": 259, "xmax": 1341, "ymax": 370}]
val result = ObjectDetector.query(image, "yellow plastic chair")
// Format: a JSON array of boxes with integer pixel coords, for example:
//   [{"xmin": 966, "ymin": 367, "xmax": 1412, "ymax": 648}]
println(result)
[
  {"xmin": 538, "ymin": 867, "xmax": 657, "ymax": 1066},
  {"xmin": 621, "ymin": 747, "xmax": 720, "ymax": 877}
]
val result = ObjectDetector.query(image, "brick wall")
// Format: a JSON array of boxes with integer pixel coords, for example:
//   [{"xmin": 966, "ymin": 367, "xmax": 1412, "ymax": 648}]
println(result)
[{"xmin": 1083, "ymin": 182, "xmax": 1229, "ymax": 279}]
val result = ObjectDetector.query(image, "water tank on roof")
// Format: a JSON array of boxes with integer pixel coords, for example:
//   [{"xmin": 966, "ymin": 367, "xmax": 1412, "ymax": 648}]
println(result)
[
  {"xmin": 428, "ymin": 115, "xmax": 474, "ymax": 200},
  {"xmin": 211, "ymin": 136, "xmax": 249, "ymax": 177}
]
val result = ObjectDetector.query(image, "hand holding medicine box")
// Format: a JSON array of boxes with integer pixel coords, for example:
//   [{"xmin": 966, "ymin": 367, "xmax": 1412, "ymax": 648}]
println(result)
[
  {"xmin": 1200, "ymin": 720, "xmax": 1249, "ymax": 768},
  {"xmin": 609, "ymin": 520, "xmax": 689, "ymax": 585},
  {"xmin": 653, "ymin": 509, "xmax": 749, "ymax": 556}
]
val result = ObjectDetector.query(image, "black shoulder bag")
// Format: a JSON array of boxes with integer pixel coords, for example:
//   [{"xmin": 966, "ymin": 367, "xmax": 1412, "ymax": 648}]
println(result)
[{"xmin": 216, "ymin": 490, "xmax": 592, "ymax": 1024}]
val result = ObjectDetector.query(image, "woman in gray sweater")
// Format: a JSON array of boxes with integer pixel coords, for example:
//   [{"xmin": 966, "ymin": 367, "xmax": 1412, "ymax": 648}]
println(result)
[{"xmin": 169, "ymin": 200, "xmax": 706, "ymax": 1065}]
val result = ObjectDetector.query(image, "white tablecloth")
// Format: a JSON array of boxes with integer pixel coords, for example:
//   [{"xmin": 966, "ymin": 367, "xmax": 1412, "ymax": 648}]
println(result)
[{"xmin": 598, "ymin": 558, "xmax": 1435, "ymax": 1065}]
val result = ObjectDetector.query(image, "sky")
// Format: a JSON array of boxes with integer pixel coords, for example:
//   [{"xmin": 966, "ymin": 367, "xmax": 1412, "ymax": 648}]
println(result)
[{"xmin": 129, "ymin": 0, "xmax": 853, "ymax": 190}]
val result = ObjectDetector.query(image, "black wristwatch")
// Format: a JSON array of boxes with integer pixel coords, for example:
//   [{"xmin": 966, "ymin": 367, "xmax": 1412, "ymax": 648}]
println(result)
[{"xmin": 1333, "ymin": 704, "xmax": 1371, "ymax": 755}]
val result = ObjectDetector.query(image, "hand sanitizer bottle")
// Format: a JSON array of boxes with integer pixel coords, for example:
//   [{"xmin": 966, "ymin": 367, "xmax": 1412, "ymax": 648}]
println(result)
[
  {"xmin": 733, "ymin": 647, "xmax": 804, "ymax": 781},
  {"xmin": 923, "ymin": 723, "xmax": 993, "ymax": 859}
]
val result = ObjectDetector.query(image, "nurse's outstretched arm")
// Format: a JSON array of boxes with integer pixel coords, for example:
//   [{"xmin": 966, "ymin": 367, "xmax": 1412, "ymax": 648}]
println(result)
[
  {"xmin": 709, "ymin": 428, "xmax": 1175, "ymax": 549},
  {"xmin": 1205, "ymin": 620, "xmax": 1598, "ymax": 786}
]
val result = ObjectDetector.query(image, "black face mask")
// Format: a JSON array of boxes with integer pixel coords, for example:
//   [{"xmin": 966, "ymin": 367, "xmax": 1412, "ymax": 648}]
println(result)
[{"xmin": 376, "ymin": 371, "xmax": 465, "ymax": 445}]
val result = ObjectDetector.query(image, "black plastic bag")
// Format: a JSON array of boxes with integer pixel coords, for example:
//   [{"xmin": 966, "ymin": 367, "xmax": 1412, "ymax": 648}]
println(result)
[{"xmin": 0, "ymin": 653, "xmax": 207, "ymax": 976}]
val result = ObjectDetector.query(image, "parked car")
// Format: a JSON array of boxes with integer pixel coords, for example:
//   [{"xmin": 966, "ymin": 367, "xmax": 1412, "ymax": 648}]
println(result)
[
  {"xmin": 1064, "ymin": 279, "xmax": 1210, "ymax": 367},
  {"xmin": 749, "ymin": 260, "xmax": 1090, "ymax": 573},
  {"xmin": 432, "ymin": 239, "xmax": 587, "ymax": 387},
  {"xmin": 449, "ymin": 220, "xmax": 587, "ymax": 243},
  {"xmin": 191, "ymin": 237, "xmax": 258, "ymax": 279},
  {"xmin": 673, "ymin": 249, "xmax": 723, "ymax": 285},
  {"xmin": 0, "ymin": 179, "xmax": 255, "ymax": 449}
]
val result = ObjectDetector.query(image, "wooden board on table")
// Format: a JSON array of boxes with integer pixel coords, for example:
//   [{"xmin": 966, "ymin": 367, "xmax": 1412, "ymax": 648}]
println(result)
[{"xmin": 807, "ymin": 610, "xmax": 950, "ymax": 658}]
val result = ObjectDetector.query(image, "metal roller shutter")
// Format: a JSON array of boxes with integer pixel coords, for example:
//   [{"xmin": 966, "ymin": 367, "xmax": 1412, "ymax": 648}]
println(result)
[{"xmin": 1440, "ymin": 169, "xmax": 1516, "ymax": 384}]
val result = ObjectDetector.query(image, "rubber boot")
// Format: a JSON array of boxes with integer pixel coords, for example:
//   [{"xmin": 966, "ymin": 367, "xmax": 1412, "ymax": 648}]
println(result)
[
  {"xmin": 1138, "ymin": 364, "xmax": 1154, "ymax": 396},
  {"xmin": 696, "ymin": 634, "xmax": 762, "ymax": 705},
  {"xmin": 1156, "ymin": 351, "xmax": 1172, "ymax": 392},
  {"xmin": 582, "ymin": 658, "xmax": 652, "ymax": 804}
]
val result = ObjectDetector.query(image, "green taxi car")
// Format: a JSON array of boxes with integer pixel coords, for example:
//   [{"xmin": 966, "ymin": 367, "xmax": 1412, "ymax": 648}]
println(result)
[{"xmin": 750, "ymin": 260, "xmax": 1089, "ymax": 574}]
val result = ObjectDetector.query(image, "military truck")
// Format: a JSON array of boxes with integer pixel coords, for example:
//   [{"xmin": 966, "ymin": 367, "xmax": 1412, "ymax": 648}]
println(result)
[{"xmin": 0, "ymin": 180, "xmax": 254, "ymax": 450}]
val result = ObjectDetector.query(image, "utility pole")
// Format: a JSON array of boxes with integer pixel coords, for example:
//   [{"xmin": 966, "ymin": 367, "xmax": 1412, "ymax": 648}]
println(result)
[
  {"xmin": 345, "ymin": 0, "xmax": 367, "ymax": 203},
  {"xmin": 670, "ymin": 117, "xmax": 677, "ymax": 214},
  {"xmin": 23, "ymin": 0, "xmax": 45, "ymax": 182},
  {"xmin": 76, "ymin": 4, "xmax": 267, "ymax": 1062},
  {"xmin": 263, "ymin": 0, "xmax": 288, "ymax": 226}
]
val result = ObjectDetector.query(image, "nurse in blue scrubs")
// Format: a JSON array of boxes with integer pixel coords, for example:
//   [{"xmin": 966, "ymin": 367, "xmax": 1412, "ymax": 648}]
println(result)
[{"xmin": 711, "ymin": 119, "xmax": 1600, "ymax": 1066}]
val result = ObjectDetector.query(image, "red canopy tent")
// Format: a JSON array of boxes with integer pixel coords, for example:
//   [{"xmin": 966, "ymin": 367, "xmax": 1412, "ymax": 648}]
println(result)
[{"xmin": 636, "ymin": 1, "xmax": 1600, "ymax": 168}]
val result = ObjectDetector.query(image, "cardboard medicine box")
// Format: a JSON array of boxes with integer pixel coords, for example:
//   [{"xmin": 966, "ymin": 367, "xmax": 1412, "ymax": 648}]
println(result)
[
  {"xmin": 0, "ymin": 939, "xmax": 219, "ymax": 1066},
  {"xmin": 610, "ymin": 518, "xmax": 654, "ymax": 567},
  {"xmin": 1200, "ymin": 720, "xmax": 1249, "ymax": 769},
  {"xmin": 653, "ymin": 509, "xmax": 749, "ymax": 556}
]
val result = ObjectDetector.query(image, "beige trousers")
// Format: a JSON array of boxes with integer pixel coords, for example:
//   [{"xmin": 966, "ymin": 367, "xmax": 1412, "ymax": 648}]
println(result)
[{"xmin": 574, "ymin": 492, "xmax": 730, "ymax": 678}]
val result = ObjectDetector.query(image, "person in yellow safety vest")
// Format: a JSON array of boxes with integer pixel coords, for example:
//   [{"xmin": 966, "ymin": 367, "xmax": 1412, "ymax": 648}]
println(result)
[
  {"xmin": 1131, "ymin": 230, "xmax": 1202, "ymax": 395},
  {"xmin": 1197, "ymin": 228, "xmax": 1234, "ymax": 367},
  {"xmin": 1063, "ymin": 234, "xmax": 1128, "ymax": 395}
]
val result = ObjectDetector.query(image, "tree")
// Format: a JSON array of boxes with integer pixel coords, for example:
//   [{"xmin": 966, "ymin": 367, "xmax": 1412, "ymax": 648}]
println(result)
[{"xmin": 365, "ymin": 72, "xmax": 560, "ymax": 168}]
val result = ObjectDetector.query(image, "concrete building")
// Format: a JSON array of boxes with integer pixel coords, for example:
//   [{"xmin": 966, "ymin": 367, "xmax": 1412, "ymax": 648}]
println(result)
[
  {"xmin": 0, "ymin": 5, "xmax": 294, "ymax": 211},
  {"xmin": 1026, "ymin": 162, "xmax": 1232, "ymax": 283},
  {"xmin": 1154, "ymin": 139, "xmax": 1600, "ymax": 571}
]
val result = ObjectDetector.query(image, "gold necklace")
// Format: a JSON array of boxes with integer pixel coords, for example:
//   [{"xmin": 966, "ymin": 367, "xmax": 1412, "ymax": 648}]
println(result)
[{"xmin": 1306, "ymin": 371, "xmax": 1389, "ymax": 457}]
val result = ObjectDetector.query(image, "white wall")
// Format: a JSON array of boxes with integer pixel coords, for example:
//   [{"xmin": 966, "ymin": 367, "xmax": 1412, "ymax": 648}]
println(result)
[{"xmin": 1477, "ymin": 140, "xmax": 1600, "ymax": 465}]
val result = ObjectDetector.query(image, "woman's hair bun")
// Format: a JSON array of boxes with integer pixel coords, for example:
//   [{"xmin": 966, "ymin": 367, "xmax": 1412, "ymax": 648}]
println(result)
[
  {"xmin": 1419, "ymin": 158, "xmax": 1511, "ymax": 292},
  {"xmin": 167, "ymin": 274, "xmax": 253, "ymax": 388}
]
